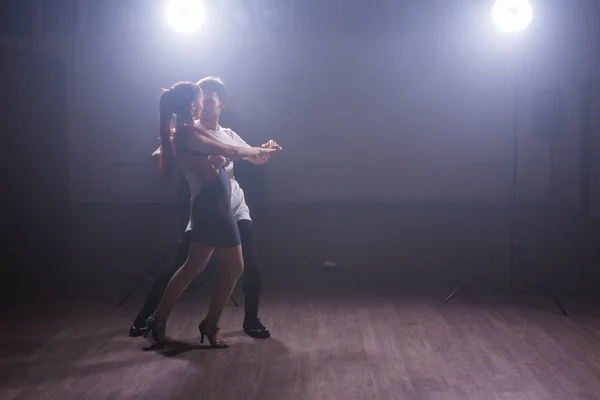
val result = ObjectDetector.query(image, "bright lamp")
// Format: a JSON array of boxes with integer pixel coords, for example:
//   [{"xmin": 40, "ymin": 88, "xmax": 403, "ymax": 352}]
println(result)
[
  {"xmin": 492, "ymin": 0, "xmax": 533, "ymax": 33},
  {"xmin": 165, "ymin": 0, "xmax": 206, "ymax": 33}
]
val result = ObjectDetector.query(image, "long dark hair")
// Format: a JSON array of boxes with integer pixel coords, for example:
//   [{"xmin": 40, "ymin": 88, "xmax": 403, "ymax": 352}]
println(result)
[{"xmin": 158, "ymin": 81, "xmax": 201, "ymax": 176}]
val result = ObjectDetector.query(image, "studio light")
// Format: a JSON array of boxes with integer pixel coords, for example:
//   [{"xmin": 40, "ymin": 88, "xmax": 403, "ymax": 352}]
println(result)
[
  {"xmin": 492, "ymin": 0, "xmax": 533, "ymax": 33},
  {"xmin": 165, "ymin": 0, "xmax": 206, "ymax": 33}
]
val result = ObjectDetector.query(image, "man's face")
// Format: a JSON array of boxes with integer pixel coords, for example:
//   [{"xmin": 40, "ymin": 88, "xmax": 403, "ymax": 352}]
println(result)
[
  {"xmin": 191, "ymin": 91, "xmax": 204, "ymax": 119},
  {"xmin": 200, "ymin": 91, "xmax": 226, "ymax": 122}
]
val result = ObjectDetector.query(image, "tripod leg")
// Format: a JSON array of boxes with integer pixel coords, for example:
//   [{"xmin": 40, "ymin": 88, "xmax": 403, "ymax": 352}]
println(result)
[
  {"xmin": 534, "ymin": 284, "xmax": 568, "ymax": 316},
  {"xmin": 516, "ymin": 243, "xmax": 567, "ymax": 316},
  {"xmin": 444, "ymin": 248, "xmax": 507, "ymax": 303},
  {"xmin": 116, "ymin": 251, "xmax": 170, "ymax": 307},
  {"xmin": 549, "ymin": 290, "xmax": 568, "ymax": 316},
  {"xmin": 117, "ymin": 274, "xmax": 148, "ymax": 307},
  {"xmin": 515, "ymin": 243, "xmax": 531, "ymax": 289},
  {"xmin": 444, "ymin": 282, "xmax": 467, "ymax": 303},
  {"xmin": 229, "ymin": 295, "xmax": 240, "ymax": 307}
]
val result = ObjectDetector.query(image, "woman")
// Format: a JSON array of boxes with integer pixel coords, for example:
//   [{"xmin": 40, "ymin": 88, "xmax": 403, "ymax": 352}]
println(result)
[{"xmin": 145, "ymin": 81, "xmax": 278, "ymax": 348}]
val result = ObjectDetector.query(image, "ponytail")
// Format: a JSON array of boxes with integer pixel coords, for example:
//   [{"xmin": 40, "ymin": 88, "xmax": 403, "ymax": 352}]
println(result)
[
  {"xmin": 158, "ymin": 89, "xmax": 175, "ymax": 176},
  {"xmin": 156, "ymin": 81, "xmax": 202, "ymax": 177}
]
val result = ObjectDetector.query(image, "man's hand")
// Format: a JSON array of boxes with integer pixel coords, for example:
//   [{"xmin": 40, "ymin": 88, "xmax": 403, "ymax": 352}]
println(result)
[
  {"xmin": 177, "ymin": 154, "xmax": 222, "ymax": 182},
  {"xmin": 261, "ymin": 140, "xmax": 282, "ymax": 151},
  {"xmin": 253, "ymin": 140, "xmax": 282, "ymax": 164}
]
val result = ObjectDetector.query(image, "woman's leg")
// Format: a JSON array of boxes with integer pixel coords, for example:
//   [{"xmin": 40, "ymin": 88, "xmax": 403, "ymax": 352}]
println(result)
[
  {"xmin": 203, "ymin": 245, "xmax": 245, "ymax": 329},
  {"xmin": 153, "ymin": 242, "xmax": 215, "ymax": 323}
]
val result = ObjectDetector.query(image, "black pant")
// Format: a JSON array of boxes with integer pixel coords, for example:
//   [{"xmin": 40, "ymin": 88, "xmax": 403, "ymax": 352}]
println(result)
[{"xmin": 139, "ymin": 219, "xmax": 262, "ymax": 319}]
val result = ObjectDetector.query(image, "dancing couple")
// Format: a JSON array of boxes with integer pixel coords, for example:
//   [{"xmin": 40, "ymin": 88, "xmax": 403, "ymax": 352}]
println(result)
[{"xmin": 131, "ymin": 77, "xmax": 282, "ymax": 348}]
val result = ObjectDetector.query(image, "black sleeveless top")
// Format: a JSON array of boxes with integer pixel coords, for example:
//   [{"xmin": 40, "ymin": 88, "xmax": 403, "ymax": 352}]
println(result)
[{"xmin": 183, "ymin": 139, "xmax": 241, "ymax": 247}]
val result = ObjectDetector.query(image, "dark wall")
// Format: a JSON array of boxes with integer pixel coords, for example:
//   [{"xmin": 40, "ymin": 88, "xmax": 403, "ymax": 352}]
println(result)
[
  {"xmin": 58, "ymin": 1, "xmax": 599, "ymax": 206},
  {"xmin": 1, "ymin": 2, "xmax": 598, "ymax": 302},
  {"xmin": 62, "ymin": 201, "xmax": 600, "ymax": 304},
  {"xmin": 0, "ymin": 46, "xmax": 70, "ymax": 300}
]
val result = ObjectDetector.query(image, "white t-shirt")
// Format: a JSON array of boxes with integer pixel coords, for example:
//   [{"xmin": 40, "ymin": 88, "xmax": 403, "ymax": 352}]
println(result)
[{"xmin": 184, "ymin": 122, "xmax": 252, "ymax": 228}]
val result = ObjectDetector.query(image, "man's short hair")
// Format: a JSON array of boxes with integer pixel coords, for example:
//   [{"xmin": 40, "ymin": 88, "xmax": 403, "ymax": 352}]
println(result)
[{"xmin": 197, "ymin": 76, "xmax": 227, "ymax": 101}]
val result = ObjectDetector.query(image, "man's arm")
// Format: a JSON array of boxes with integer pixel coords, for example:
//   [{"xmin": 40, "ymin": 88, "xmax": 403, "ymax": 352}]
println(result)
[
  {"xmin": 229, "ymin": 130, "xmax": 282, "ymax": 165},
  {"xmin": 184, "ymin": 127, "xmax": 269, "ymax": 160}
]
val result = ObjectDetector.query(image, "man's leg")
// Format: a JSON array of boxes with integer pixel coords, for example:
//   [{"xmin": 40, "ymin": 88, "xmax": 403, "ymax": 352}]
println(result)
[
  {"xmin": 237, "ymin": 219, "xmax": 270, "ymax": 339},
  {"xmin": 129, "ymin": 231, "xmax": 192, "ymax": 337}
]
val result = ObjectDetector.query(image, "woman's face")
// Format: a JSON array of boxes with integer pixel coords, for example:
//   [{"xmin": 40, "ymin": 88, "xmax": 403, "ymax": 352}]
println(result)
[{"xmin": 191, "ymin": 90, "xmax": 204, "ymax": 119}]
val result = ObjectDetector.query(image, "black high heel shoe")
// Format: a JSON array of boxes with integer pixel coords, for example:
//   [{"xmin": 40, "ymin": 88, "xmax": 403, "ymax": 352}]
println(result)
[
  {"xmin": 143, "ymin": 316, "xmax": 166, "ymax": 343},
  {"xmin": 199, "ymin": 320, "xmax": 229, "ymax": 349}
]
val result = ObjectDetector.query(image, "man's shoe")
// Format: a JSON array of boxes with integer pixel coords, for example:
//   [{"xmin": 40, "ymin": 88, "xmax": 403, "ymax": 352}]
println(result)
[
  {"xmin": 129, "ymin": 313, "xmax": 149, "ymax": 337},
  {"xmin": 243, "ymin": 317, "xmax": 270, "ymax": 339}
]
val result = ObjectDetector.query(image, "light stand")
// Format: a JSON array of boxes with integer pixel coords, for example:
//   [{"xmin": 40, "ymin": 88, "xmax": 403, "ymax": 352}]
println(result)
[{"xmin": 444, "ymin": 0, "xmax": 567, "ymax": 315}]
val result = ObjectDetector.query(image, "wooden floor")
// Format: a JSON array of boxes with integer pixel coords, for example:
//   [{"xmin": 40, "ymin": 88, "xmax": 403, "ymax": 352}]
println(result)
[{"xmin": 1, "ymin": 270, "xmax": 600, "ymax": 400}]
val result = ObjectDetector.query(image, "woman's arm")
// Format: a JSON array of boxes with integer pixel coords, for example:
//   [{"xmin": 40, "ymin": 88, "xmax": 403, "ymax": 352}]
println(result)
[
  {"xmin": 182, "ymin": 126, "xmax": 269, "ymax": 160},
  {"xmin": 224, "ymin": 130, "xmax": 282, "ymax": 165},
  {"xmin": 151, "ymin": 145, "xmax": 220, "ymax": 180}
]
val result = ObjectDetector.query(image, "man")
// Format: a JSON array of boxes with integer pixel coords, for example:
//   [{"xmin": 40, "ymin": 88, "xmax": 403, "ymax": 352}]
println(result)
[{"xmin": 130, "ymin": 76, "xmax": 281, "ymax": 339}]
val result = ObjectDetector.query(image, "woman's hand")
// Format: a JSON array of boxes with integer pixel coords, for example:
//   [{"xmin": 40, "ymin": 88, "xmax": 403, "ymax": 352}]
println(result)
[
  {"xmin": 207, "ymin": 155, "xmax": 229, "ymax": 170},
  {"xmin": 261, "ymin": 140, "xmax": 283, "ymax": 151},
  {"xmin": 254, "ymin": 146, "xmax": 280, "ymax": 162},
  {"xmin": 177, "ymin": 154, "xmax": 221, "ymax": 182},
  {"xmin": 254, "ymin": 140, "xmax": 282, "ymax": 163}
]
